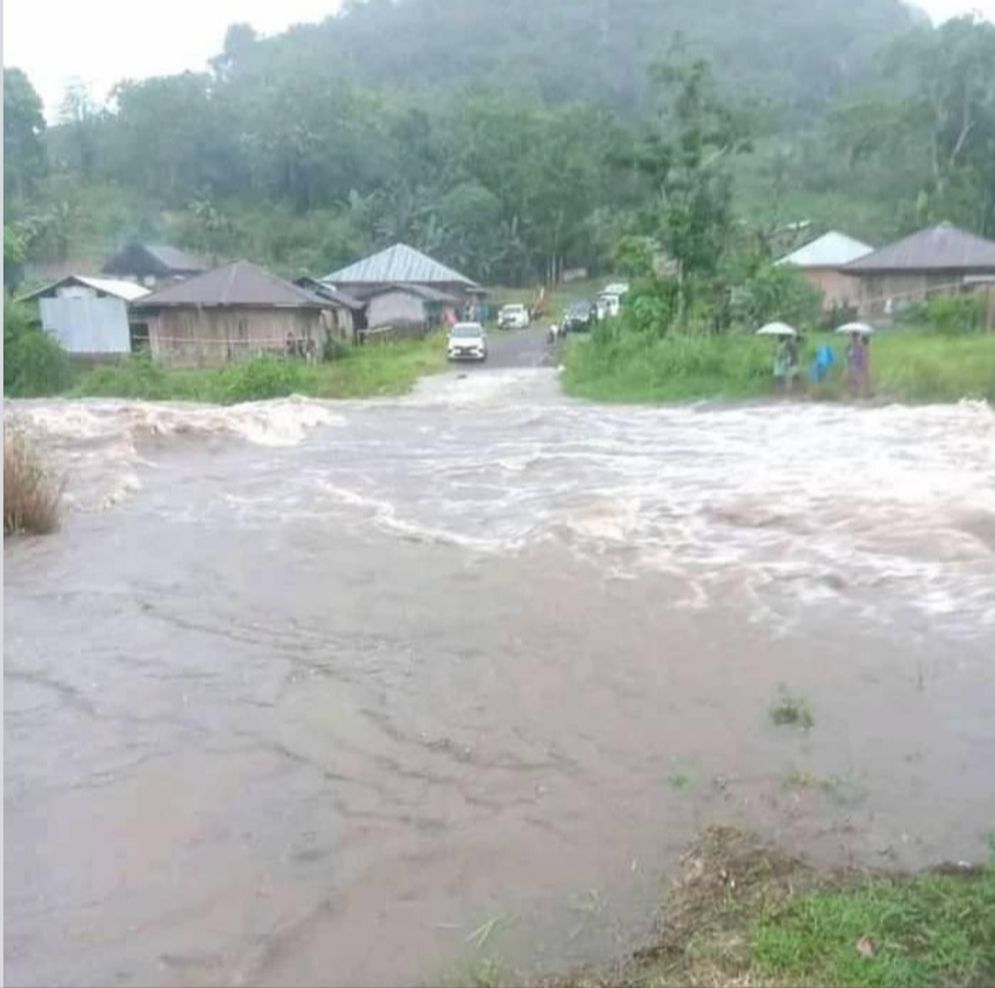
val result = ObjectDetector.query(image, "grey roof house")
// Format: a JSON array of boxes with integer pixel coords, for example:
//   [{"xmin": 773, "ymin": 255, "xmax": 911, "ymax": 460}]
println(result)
[
  {"xmin": 322, "ymin": 243, "xmax": 483, "ymax": 299},
  {"xmin": 844, "ymin": 222, "xmax": 995, "ymax": 317},
  {"xmin": 132, "ymin": 260, "xmax": 335, "ymax": 366}
]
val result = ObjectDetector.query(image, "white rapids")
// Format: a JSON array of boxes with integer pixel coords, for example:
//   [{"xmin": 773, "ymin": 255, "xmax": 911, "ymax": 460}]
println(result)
[{"xmin": 6, "ymin": 373, "xmax": 995, "ymax": 638}]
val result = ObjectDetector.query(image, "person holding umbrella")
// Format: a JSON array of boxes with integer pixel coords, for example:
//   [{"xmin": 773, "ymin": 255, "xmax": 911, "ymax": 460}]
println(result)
[
  {"xmin": 756, "ymin": 322, "xmax": 798, "ymax": 394},
  {"xmin": 837, "ymin": 322, "xmax": 874, "ymax": 397}
]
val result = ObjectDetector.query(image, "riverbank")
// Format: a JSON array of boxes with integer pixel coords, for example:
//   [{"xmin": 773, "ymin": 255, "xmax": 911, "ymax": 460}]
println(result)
[
  {"xmin": 562, "ymin": 329, "xmax": 995, "ymax": 404},
  {"xmin": 451, "ymin": 828, "xmax": 995, "ymax": 988},
  {"xmin": 72, "ymin": 336, "xmax": 448, "ymax": 402}
]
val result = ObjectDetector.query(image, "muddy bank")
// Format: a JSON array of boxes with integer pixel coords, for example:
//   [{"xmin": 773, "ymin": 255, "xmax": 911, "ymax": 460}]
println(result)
[{"xmin": 5, "ymin": 373, "xmax": 994, "ymax": 986}]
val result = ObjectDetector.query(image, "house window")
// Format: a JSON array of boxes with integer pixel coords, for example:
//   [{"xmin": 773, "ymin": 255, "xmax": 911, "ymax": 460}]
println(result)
[{"xmin": 129, "ymin": 322, "xmax": 150, "ymax": 352}]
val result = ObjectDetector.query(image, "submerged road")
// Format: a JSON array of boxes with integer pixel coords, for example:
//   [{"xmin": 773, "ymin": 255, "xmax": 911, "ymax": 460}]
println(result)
[
  {"xmin": 4, "ymin": 374, "xmax": 995, "ymax": 987},
  {"xmin": 476, "ymin": 323, "xmax": 562, "ymax": 369}
]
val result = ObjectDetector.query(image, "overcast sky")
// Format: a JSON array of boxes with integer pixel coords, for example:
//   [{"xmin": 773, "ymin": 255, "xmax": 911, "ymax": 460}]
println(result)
[{"xmin": 4, "ymin": 0, "xmax": 994, "ymax": 120}]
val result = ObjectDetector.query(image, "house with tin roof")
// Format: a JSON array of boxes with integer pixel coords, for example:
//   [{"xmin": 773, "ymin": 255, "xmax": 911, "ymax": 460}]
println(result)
[
  {"xmin": 18, "ymin": 274, "xmax": 150, "ymax": 356},
  {"xmin": 844, "ymin": 222, "xmax": 995, "ymax": 318},
  {"xmin": 776, "ymin": 230, "xmax": 874, "ymax": 312},
  {"xmin": 319, "ymin": 243, "xmax": 485, "ymax": 331},
  {"xmin": 323, "ymin": 243, "xmax": 483, "ymax": 298}
]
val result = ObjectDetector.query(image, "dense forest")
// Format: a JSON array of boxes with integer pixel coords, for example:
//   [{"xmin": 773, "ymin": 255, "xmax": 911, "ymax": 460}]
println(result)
[{"xmin": 4, "ymin": 0, "xmax": 995, "ymax": 289}]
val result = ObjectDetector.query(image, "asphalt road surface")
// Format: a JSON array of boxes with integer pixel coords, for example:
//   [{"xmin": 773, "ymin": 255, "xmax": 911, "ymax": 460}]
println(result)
[{"xmin": 469, "ymin": 324, "xmax": 563, "ymax": 369}]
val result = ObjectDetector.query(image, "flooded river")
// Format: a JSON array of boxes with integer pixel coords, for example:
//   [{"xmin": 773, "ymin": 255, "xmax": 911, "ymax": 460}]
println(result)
[{"xmin": 5, "ymin": 370, "xmax": 995, "ymax": 986}]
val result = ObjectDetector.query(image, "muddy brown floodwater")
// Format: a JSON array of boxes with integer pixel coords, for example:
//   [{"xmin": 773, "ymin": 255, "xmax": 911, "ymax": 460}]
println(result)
[{"xmin": 5, "ymin": 370, "xmax": 995, "ymax": 987}]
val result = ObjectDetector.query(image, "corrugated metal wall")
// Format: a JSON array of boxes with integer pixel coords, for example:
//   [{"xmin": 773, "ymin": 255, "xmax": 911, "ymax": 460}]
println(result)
[{"xmin": 39, "ymin": 297, "xmax": 132, "ymax": 354}]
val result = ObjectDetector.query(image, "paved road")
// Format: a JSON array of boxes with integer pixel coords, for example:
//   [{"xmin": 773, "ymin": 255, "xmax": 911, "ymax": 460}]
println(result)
[{"xmin": 463, "ymin": 324, "xmax": 562, "ymax": 369}]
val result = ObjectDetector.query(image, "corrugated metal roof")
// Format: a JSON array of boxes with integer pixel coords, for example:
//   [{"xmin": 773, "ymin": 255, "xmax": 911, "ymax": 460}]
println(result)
[
  {"xmin": 18, "ymin": 274, "xmax": 151, "ymax": 303},
  {"xmin": 323, "ymin": 243, "xmax": 479, "ymax": 286},
  {"xmin": 363, "ymin": 283, "xmax": 461, "ymax": 303},
  {"xmin": 295, "ymin": 276, "xmax": 366, "ymax": 310},
  {"xmin": 133, "ymin": 260, "xmax": 330, "ymax": 309},
  {"xmin": 845, "ymin": 223, "xmax": 995, "ymax": 272},
  {"xmin": 776, "ymin": 231, "xmax": 874, "ymax": 268}
]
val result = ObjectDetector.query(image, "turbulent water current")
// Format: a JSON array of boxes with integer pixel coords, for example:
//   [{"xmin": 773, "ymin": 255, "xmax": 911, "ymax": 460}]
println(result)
[{"xmin": 5, "ymin": 369, "xmax": 994, "ymax": 986}]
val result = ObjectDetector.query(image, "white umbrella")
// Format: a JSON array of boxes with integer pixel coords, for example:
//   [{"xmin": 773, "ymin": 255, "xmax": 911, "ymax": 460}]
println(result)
[
  {"xmin": 835, "ymin": 321, "xmax": 875, "ymax": 335},
  {"xmin": 756, "ymin": 322, "xmax": 797, "ymax": 337}
]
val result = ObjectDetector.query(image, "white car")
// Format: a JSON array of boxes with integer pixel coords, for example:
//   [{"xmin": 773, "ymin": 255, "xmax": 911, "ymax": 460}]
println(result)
[
  {"xmin": 596, "ymin": 293, "xmax": 623, "ymax": 319},
  {"xmin": 448, "ymin": 322, "xmax": 487, "ymax": 361},
  {"xmin": 498, "ymin": 303, "xmax": 530, "ymax": 329}
]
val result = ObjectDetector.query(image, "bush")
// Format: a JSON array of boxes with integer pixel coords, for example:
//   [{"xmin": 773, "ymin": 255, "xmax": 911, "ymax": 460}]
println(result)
[
  {"xmin": 213, "ymin": 356, "xmax": 317, "ymax": 403},
  {"xmin": 75, "ymin": 354, "xmax": 171, "ymax": 399},
  {"xmin": 4, "ymin": 427, "xmax": 62, "ymax": 535},
  {"xmin": 906, "ymin": 294, "xmax": 986, "ymax": 335},
  {"xmin": 3, "ymin": 303, "xmax": 74, "ymax": 397},
  {"xmin": 733, "ymin": 264, "xmax": 822, "ymax": 330},
  {"xmin": 322, "ymin": 336, "xmax": 349, "ymax": 362}
]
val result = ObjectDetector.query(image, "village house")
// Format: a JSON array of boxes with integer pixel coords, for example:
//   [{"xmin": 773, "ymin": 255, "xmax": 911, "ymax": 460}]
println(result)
[
  {"xmin": 101, "ymin": 242, "xmax": 206, "ymax": 288},
  {"xmin": 294, "ymin": 276, "xmax": 366, "ymax": 341},
  {"xmin": 320, "ymin": 243, "xmax": 486, "ymax": 330},
  {"xmin": 131, "ymin": 260, "xmax": 334, "ymax": 367},
  {"xmin": 359, "ymin": 283, "xmax": 461, "ymax": 332},
  {"xmin": 844, "ymin": 222, "xmax": 995, "ymax": 319},
  {"xmin": 775, "ymin": 230, "xmax": 874, "ymax": 312},
  {"xmin": 18, "ymin": 274, "xmax": 150, "ymax": 357}
]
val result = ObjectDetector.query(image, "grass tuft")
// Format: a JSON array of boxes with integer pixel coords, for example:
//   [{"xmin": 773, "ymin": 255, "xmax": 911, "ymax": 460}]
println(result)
[
  {"xmin": 3, "ymin": 427, "xmax": 62, "ymax": 536},
  {"xmin": 769, "ymin": 689, "xmax": 814, "ymax": 729}
]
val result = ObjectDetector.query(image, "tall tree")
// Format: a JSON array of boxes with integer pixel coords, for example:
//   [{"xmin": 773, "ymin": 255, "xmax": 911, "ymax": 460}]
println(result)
[
  {"xmin": 634, "ymin": 56, "xmax": 752, "ymax": 325},
  {"xmin": 3, "ymin": 68, "xmax": 47, "ymax": 200}
]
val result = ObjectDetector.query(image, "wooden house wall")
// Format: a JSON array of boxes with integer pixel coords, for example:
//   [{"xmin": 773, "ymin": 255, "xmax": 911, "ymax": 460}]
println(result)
[{"xmin": 147, "ymin": 306, "xmax": 323, "ymax": 366}]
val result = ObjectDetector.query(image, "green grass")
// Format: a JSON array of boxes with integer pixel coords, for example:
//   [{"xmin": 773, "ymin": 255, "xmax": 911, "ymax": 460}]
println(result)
[
  {"xmin": 558, "ymin": 828, "xmax": 995, "ymax": 988},
  {"xmin": 769, "ymin": 689, "xmax": 815, "ymax": 729},
  {"xmin": 67, "ymin": 336, "xmax": 447, "ymax": 404},
  {"xmin": 563, "ymin": 327, "xmax": 995, "ymax": 404},
  {"xmin": 563, "ymin": 329, "xmax": 774, "ymax": 402},
  {"xmin": 753, "ymin": 874, "xmax": 995, "ymax": 988}
]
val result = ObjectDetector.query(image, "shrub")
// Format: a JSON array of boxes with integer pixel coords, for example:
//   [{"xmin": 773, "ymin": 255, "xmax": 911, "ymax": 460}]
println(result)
[
  {"xmin": 3, "ymin": 303, "xmax": 74, "ymax": 397},
  {"xmin": 213, "ymin": 356, "xmax": 317, "ymax": 403},
  {"xmin": 4, "ymin": 427, "xmax": 62, "ymax": 535},
  {"xmin": 921, "ymin": 294, "xmax": 985, "ymax": 335},
  {"xmin": 322, "ymin": 336, "xmax": 349, "ymax": 362},
  {"xmin": 733, "ymin": 264, "xmax": 822, "ymax": 330},
  {"xmin": 75, "ymin": 354, "xmax": 170, "ymax": 399}
]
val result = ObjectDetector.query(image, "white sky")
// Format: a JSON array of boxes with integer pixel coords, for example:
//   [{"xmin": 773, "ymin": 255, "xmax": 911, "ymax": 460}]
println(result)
[{"xmin": 3, "ymin": 0, "xmax": 995, "ymax": 120}]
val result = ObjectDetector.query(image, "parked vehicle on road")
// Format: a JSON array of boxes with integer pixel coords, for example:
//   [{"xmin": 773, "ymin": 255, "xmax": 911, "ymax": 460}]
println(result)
[
  {"xmin": 563, "ymin": 300, "xmax": 596, "ymax": 333},
  {"xmin": 447, "ymin": 322, "xmax": 487, "ymax": 361},
  {"xmin": 498, "ymin": 303, "xmax": 530, "ymax": 329}
]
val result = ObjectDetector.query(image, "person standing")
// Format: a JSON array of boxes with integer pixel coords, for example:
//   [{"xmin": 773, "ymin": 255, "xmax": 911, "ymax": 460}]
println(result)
[
  {"xmin": 847, "ymin": 333, "xmax": 871, "ymax": 397},
  {"xmin": 785, "ymin": 334, "xmax": 801, "ymax": 393},
  {"xmin": 773, "ymin": 337, "xmax": 790, "ymax": 393}
]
